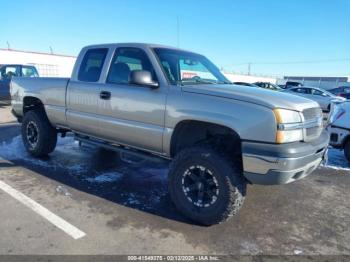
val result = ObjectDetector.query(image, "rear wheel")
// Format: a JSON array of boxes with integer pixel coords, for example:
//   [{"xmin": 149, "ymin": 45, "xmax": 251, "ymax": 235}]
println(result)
[
  {"xmin": 22, "ymin": 110, "xmax": 57, "ymax": 157},
  {"xmin": 168, "ymin": 146, "xmax": 246, "ymax": 225},
  {"xmin": 344, "ymin": 140, "xmax": 350, "ymax": 162}
]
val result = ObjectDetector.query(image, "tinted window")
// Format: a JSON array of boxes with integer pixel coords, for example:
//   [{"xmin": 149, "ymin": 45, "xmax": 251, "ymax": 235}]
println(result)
[
  {"xmin": 292, "ymin": 88, "xmax": 308, "ymax": 94},
  {"xmin": 78, "ymin": 48, "xmax": 108, "ymax": 82},
  {"xmin": 1, "ymin": 66, "xmax": 19, "ymax": 79},
  {"xmin": 22, "ymin": 66, "xmax": 39, "ymax": 77},
  {"xmin": 311, "ymin": 89, "xmax": 323, "ymax": 96},
  {"xmin": 107, "ymin": 48, "xmax": 155, "ymax": 84}
]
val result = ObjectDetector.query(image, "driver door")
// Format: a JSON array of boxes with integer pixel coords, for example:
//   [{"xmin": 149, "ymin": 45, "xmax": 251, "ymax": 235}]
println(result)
[{"xmin": 97, "ymin": 47, "xmax": 167, "ymax": 153}]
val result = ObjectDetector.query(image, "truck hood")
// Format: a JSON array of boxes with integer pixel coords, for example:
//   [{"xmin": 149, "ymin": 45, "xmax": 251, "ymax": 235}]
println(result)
[{"xmin": 182, "ymin": 84, "xmax": 319, "ymax": 112}]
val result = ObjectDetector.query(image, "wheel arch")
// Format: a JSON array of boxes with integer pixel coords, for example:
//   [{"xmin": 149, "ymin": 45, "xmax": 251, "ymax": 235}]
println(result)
[
  {"xmin": 23, "ymin": 96, "xmax": 46, "ymax": 115},
  {"xmin": 169, "ymin": 120, "xmax": 242, "ymax": 158}
]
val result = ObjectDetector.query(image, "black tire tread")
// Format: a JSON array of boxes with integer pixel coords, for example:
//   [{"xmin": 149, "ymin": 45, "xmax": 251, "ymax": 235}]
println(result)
[
  {"xmin": 168, "ymin": 146, "xmax": 246, "ymax": 225},
  {"xmin": 21, "ymin": 109, "xmax": 57, "ymax": 157}
]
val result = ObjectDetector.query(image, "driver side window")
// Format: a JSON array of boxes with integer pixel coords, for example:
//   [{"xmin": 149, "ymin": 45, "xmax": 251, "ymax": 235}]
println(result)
[{"xmin": 107, "ymin": 47, "xmax": 156, "ymax": 85}]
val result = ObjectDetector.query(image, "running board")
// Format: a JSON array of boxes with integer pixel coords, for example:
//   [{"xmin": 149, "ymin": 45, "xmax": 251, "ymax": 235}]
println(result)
[{"xmin": 74, "ymin": 135, "xmax": 168, "ymax": 164}]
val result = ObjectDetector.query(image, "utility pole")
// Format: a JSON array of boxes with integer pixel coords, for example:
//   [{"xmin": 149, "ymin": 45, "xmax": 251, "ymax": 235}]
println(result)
[
  {"xmin": 248, "ymin": 63, "xmax": 251, "ymax": 75},
  {"xmin": 6, "ymin": 41, "xmax": 10, "ymax": 50},
  {"xmin": 177, "ymin": 16, "xmax": 180, "ymax": 48}
]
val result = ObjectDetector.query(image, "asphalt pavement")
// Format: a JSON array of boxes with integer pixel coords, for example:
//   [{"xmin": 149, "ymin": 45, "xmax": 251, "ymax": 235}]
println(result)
[{"xmin": 0, "ymin": 106, "xmax": 349, "ymax": 255}]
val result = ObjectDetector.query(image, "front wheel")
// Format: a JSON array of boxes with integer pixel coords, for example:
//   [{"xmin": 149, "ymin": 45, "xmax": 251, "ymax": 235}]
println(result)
[
  {"xmin": 21, "ymin": 110, "xmax": 57, "ymax": 157},
  {"xmin": 168, "ymin": 146, "xmax": 246, "ymax": 226}
]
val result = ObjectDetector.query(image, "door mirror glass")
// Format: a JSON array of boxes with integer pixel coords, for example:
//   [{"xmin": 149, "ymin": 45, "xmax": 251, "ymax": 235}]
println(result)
[{"xmin": 129, "ymin": 70, "xmax": 159, "ymax": 88}]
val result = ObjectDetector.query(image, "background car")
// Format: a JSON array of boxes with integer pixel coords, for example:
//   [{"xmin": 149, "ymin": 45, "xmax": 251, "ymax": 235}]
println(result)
[
  {"xmin": 0, "ymin": 64, "xmax": 39, "ymax": 103},
  {"xmin": 328, "ymin": 86, "xmax": 350, "ymax": 99},
  {"xmin": 283, "ymin": 86, "xmax": 346, "ymax": 112},
  {"xmin": 254, "ymin": 82, "xmax": 282, "ymax": 91}
]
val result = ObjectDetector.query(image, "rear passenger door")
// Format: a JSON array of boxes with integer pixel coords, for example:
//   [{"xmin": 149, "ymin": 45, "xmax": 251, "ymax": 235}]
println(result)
[
  {"xmin": 97, "ymin": 47, "xmax": 167, "ymax": 153},
  {"xmin": 66, "ymin": 48, "xmax": 108, "ymax": 137}
]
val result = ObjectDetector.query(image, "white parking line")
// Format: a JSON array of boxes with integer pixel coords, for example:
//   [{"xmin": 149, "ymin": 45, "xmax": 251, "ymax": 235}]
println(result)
[{"xmin": 0, "ymin": 180, "xmax": 86, "ymax": 240}]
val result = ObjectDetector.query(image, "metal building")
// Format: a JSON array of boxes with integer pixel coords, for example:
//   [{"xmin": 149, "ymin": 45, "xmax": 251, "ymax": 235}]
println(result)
[
  {"xmin": 0, "ymin": 48, "xmax": 76, "ymax": 77},
  {"xmin": 280, "ymin": 76, "xmax": 350, "ymax": 90}
]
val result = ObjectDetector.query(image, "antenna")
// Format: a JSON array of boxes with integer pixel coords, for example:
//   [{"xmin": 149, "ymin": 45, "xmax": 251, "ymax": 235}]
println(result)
[{"xmin": 177, "ymin": 16, "xmax": 180, "ymax": 48}]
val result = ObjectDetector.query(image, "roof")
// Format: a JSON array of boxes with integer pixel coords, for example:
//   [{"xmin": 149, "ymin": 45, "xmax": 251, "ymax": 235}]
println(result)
[
  {"xmin": 82, "ymin": 42, "xmax": 196, "ymax": 53},
  {"xmin": 0, "ymin": 43, "xmax": 203, "ymax": 61}
]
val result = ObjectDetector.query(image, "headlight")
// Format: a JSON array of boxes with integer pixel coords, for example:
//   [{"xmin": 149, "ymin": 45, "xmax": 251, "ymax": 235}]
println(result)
[{"xmin": 273, "ymin": 109, "xmax": 303, "ymax": 143}]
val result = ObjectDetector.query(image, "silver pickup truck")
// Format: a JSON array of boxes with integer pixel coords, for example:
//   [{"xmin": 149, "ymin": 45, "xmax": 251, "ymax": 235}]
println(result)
[{"xmin": 10, "ymin": 43, "xmax": 329, "ymax": 225}]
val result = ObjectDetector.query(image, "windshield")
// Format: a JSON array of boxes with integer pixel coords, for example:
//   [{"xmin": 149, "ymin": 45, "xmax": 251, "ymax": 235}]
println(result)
[{"xmin": 153, "ymin": 48, "xmax": 230, "ymax": 85}]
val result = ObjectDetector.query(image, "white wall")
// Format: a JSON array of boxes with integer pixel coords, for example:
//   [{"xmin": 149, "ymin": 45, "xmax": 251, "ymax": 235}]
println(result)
[
  {"xmin": 222, "ymin": 72, "xmax": 277, "ymax": 84},
  {"xmin": 0, "ymin": 49, "xmax": 76, "ymax": 77}
]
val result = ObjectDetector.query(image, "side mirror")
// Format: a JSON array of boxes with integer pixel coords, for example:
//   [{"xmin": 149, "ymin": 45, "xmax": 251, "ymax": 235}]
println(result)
[{"xmin": 129, "ymin": 70, "xmax": 159, "ymax": 89}]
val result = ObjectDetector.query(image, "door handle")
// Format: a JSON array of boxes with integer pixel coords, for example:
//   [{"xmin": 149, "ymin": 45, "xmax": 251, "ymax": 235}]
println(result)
[{"xmin": 100, "ymin": 91, "xmax": 111, "ymax": 100}]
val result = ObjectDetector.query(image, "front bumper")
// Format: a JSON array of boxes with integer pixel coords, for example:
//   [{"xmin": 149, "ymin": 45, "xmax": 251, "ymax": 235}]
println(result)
[{"xmin": 242, "ymin": 130, "xmax": 329, "ymax": 185}]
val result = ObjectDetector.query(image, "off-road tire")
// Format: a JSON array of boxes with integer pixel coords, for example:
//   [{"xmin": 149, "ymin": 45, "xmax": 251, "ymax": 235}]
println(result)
[
  {"xmin": 22, "ymin": 110, "xmax": 57, "ymax": 157},
  {"xmin": 168, "ymin": 146, "xmax": 246, "ymax": 226},
  {"xmin": 344, "ymin": 140, "xmax": 350, "ymax": 162}
]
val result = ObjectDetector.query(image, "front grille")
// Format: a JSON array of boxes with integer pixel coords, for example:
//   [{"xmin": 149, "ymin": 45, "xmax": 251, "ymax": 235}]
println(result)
[
  {"xmin": 302, "ymin": 107, "xmax": 323, "ymax": 141},
  {"xmin": 306, "ymin": 126, "xmax": 319, "ymax": 137},
  {"xmin": 302, "ymin": 107, "xmax": 322, "ymax": 121}
]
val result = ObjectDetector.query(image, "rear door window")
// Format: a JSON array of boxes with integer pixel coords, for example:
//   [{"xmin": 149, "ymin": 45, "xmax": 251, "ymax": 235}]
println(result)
[{"xmin": 78, "ymin": 48, "xmax": 108, "ymax": 82}]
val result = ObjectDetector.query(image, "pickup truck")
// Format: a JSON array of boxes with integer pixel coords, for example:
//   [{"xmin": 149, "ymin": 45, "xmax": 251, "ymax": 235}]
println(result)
[
  {"xmin": 10, "ymin": 43, "xmax": 329, "ymax": 225},
  {"xmin": 0, "ymin": 64, "xmax": 39, "ymax": 102}
]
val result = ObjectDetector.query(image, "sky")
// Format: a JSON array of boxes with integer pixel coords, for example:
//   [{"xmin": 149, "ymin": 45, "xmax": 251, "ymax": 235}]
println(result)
[{"xmin": 1, "ymin": 0, "xmax": 349, "ymax": 77}]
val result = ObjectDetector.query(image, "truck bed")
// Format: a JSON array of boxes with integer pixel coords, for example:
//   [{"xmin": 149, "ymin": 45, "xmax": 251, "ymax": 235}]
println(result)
[{"xmin": 11, "ymin": 77, "xmax": 70, "ymax": 126}]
